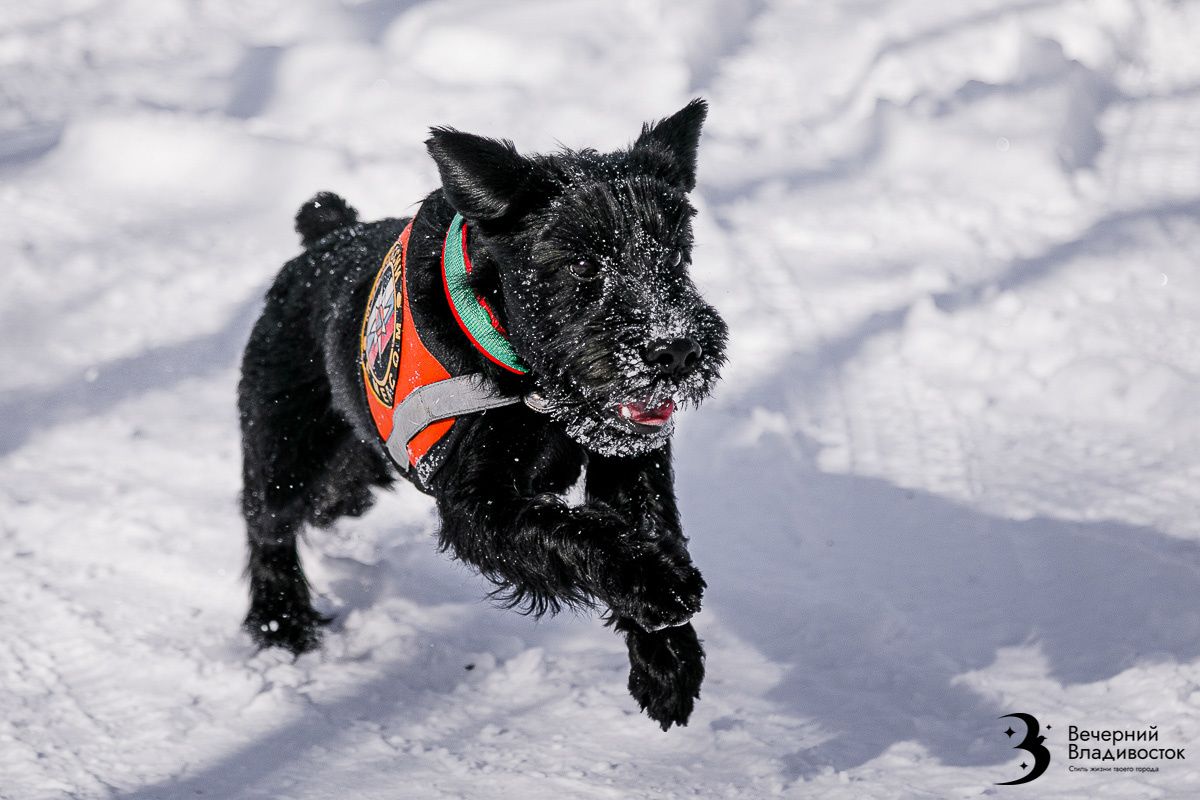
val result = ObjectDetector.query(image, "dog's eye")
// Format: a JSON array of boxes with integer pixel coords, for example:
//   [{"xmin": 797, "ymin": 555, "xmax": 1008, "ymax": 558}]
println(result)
[
  {"xmin": 668, "ymin": 251, "xmax": 683, "ymax": 267},
  {"xmin": 569, "ymin": 259, "xmax": 600, "ymax": 281}
]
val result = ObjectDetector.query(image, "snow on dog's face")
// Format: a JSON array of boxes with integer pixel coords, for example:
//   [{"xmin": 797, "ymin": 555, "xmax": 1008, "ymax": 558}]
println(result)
[
  {"xmin": 516, "ymin": 173, "xmax": 727, "ymax": 456},
  {"xmin": 427, "ymin": 100, "xmax": 728, "ymax": 456}
]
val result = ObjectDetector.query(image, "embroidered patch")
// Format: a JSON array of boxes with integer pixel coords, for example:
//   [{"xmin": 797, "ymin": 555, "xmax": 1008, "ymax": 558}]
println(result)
[{"xmin": 361, "ymin": 241, "xmax": 402, "ymax": 406}]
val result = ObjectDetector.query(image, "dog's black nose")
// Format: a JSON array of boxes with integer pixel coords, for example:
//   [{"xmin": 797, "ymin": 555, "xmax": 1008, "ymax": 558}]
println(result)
[{"xmin": 644, "ymin": 337, "xmax": 702, "ymax": 376}]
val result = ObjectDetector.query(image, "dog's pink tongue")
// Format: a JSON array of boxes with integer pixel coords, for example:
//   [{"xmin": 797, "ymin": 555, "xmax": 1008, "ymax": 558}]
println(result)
[{"xmin": 618, "ymin": 399, "xmax": 675, "ymax": 426}]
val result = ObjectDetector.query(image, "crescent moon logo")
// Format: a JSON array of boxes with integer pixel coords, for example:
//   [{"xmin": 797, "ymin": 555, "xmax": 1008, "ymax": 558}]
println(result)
[{"xmin": 997, "ymin": 713, "xmax": 1051, "ymax": 785}]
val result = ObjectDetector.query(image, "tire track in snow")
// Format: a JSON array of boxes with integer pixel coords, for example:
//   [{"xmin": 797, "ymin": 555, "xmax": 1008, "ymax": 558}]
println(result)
[{"xmin": 804, "ymin": 0, "xmax": 1069, "ymax": 127}]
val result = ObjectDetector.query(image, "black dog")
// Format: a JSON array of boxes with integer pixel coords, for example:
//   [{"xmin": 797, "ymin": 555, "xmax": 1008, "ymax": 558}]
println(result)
[{"xmin": 237, "ymin": 99, "xmax": 727, "ymax": 729}]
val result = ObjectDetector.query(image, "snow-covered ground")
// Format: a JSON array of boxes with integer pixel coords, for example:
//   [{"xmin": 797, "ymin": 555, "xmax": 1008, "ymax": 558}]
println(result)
[{"xmin": 4, "ymin": 0, "xmax": 1200, "ymax": 796}]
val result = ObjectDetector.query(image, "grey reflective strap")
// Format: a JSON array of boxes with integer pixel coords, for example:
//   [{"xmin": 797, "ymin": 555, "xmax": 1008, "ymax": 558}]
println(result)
[{"xmin": 385, "ymin": 374, "xmax": 521, "ymax": 465}]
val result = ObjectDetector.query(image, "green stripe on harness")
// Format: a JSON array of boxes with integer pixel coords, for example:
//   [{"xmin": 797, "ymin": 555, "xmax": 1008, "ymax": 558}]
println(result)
[{"xmin": 442, "ymin": 213, "xmax": 529, "ymax": 375}]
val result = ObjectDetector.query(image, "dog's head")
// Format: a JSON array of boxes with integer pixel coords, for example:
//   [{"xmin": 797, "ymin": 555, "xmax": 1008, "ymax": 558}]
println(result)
[{"xmin": 426, "ymin": 100, "xmax": 728, "ymax": 457}]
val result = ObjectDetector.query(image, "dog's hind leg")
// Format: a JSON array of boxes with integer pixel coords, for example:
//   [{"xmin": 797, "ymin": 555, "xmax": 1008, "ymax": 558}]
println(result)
[
  {"xmin": 241, "ymin": 481, "xmax": 327, "ymax": 655},
  {"xmin": 241, "ymin": 417, "xmax": 392, "ymax": 654},
  {"xmin": 238, "ymin": 342, "xmax": 351, "ymax": 654}
]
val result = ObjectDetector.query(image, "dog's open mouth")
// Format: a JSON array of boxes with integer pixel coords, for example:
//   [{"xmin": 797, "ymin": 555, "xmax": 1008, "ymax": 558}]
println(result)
[{"xmin": 616, "ymin": 399, "xmax": 676, "ymax": 432}]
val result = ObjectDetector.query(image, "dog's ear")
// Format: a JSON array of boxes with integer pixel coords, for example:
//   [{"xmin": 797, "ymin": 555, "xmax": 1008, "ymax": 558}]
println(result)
[
  {"xmin": 426, "ymin": 128, "xmax": 532, "ymax": 222},
  {"xmin": 632, "ymin": 98, "xmax": 707, "ymax": 191}
]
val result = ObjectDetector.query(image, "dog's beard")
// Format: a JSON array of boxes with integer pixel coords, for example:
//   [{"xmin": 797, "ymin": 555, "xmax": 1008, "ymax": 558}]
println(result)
[
  {"xmin": 541, "ymin": 387, "xmax": 675, "ymax": 457},
  {"xmin": 533, "ymin": 369, "xmax": 700, "ymax": 458},
  {"xmin": 522, "ymin": 323, "xmax": 722, "ymax": 457}
]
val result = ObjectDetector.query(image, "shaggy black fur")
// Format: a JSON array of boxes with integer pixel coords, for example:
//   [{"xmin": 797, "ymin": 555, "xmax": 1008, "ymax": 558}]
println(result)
[{"xmin": 238, "ymin": 100, "xmax": 728, "ymax": 730}]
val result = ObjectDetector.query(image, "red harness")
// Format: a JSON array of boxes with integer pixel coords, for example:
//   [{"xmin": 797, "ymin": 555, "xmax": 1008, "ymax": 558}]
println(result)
[
  {"xmin": 359, "ymin": 214, "xmax": 531, "ymax": 485},
  {"xmin": 360, "ymin": 220, "xmax": 456, "ymax": 468}
]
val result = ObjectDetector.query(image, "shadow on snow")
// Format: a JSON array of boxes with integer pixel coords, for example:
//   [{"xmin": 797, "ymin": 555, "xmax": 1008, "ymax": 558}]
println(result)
[{"xmin": 678, "ymin": 365, "xmax": 1200, "ymax": 777}]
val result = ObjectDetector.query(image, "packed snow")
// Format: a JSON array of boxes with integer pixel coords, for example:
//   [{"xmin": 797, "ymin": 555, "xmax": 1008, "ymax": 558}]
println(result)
[{"xmin": 3, "ymin": 0, "xmax": 1200, "ymax": 797}]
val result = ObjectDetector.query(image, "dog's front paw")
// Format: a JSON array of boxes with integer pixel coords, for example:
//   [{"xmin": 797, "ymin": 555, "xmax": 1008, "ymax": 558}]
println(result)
[
  {"xmin": 243, "ymin": 604, "xmax": 330, "ymax": 656},
  {"xmin": 624, "ymin": 621, "xmax": 705, "ymax": 730},
  {"xmin": 602, "ymin": 546, "xmax": 705, "ymax": 633}
]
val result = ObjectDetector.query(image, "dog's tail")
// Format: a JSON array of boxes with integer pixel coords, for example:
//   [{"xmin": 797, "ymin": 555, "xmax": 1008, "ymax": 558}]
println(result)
[{"xmin": 294, "ymin": 192, "xmax": 359, "ymax": 248}]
